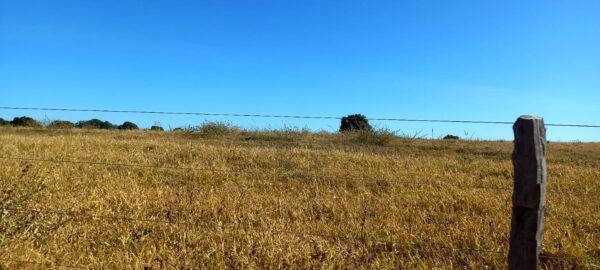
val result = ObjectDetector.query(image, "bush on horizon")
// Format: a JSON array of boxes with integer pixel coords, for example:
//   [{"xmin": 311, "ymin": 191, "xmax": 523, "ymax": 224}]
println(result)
[
  {"xmin": 48, "ymin": 120, "xmax": 75, "ymax": 129},
  {"xmin": 443, "ymin": 134, "xmax": 460, "ymax": 140},
  {"xmin": 0, "ymin": 118, "xmax": 10, "ymax": 126},
  {"xmin": 118, "ymin": 121, "xmax": 139, "ymax": 130},
  {"xmin": 150, "ymin": 125, "xmax": 164, "ymax": 131},
  {"xmin": 11, "ymin": 116, "xmax": 42, "ymax": 128},
  {"xmin": 76, "ymin": 119, "xmax": 117, "ymax": 130},
  {"xmin": 340, "ymin": 114, "xmax": 373, "ymax": 132},
  {"xmin": 197, "ymin": 121, "xmax": 240, "ymax": 137}
]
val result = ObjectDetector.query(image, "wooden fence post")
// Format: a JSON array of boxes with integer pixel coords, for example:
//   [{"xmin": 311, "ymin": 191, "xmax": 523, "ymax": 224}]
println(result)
[{"xmin": 508, "ymin": 115, "xmax": 547, "ymax": 269}]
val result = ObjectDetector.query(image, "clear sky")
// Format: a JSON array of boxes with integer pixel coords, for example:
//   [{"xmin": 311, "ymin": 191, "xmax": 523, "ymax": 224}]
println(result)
[{"xmin": 1, "ymin": 1, "xmax": 599, "ymax": 141}]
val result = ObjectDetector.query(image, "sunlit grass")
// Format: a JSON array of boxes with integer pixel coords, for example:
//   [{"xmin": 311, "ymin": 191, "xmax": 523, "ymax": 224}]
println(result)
[{"xmin": 0, "ymin": 127, "xmax": 598, "ymax": 269}]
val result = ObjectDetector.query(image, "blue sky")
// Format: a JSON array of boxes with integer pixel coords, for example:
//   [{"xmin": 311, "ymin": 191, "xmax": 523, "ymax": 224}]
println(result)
[{"xmin": 1, "ymin": 1, "xmax": 598, "ymax": 141}]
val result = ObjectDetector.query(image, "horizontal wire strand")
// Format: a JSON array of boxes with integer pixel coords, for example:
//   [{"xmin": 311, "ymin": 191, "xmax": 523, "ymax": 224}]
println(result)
[
  {"xmin": 0, "ymin": 207, "xmax": 593, "ymax": 265},
  {"xmin": 0, "ymin": 155, "xmax": 515, "ymax": 192},
  {"xmin": 1, "ymin": 155, "xmax": 597, "ymax": 197},
  {"xmin": 1, "ymin": 107, "xmax": 597, "ymax": 267},
  {"xmin": 1, "ymin": 106, "xmax": 599, "ymax": 128},
  {"xmin": 0, "ymin": 257, "xmax": 98, "ymax": 270},
  {"xmin": 1, "ymin": 247, "xmax": 589, "ymax": 269},
  {"xmin": 1, "ymin": 199, "xmax": 501, "ymax": 228},
  {"xmin": 2, "ymin": 206, "xmax": 198, "ymax": 227}
]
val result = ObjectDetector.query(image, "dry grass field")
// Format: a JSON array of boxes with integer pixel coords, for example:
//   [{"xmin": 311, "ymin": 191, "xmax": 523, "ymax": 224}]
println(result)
[{"xmin": 0, "ymin": 127, "xmax": 598, "ymax": 269}]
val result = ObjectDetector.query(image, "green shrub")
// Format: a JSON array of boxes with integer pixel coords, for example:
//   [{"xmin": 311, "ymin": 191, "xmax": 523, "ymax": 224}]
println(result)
[
  {"xmin": 48, "ymin": 120, "xmax": 75, "ymax": 129},
  {"xmin": 150, "ymin": 125, "xmax": 164, "ymax": 131},
  {"xmin": 198, "ymin": 121, "xmax": 239, "ymax": 137},
  {"xmin": 76, "ymin": 119, "xmax": 117, "ymax": 129},
  {"xmin": 351, "ymin": 129, "xmax": 396, "ymax": 146},
  {"xmin": 11, "ymin": 116, "xmax": 42, "ymax": 128},
  {"xmin": 443, "ymin": 134, "xmax": 460, "ymax": 140},
  {"xmin": 0, "ymin": 118, "xmax": 10, "ymax": 126},
  {"xmin": 340, "ymin": 114, "xmax": 373, "ymax": 132},
  {"xmin": 118, "ymin": 121, "xmax": 139, "ymax": 130}
]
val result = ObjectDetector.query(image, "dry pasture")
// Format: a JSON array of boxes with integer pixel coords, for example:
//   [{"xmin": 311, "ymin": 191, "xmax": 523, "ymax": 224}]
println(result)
[{"xmin": 0, "ymin": 127, "xmax": 598, "ymax": 269}]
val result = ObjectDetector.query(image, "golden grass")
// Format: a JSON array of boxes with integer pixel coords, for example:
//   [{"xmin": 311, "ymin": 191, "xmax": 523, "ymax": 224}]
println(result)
[{"xmin": 0, "ymin": 127, "xmax": 598, "ymax": 269}]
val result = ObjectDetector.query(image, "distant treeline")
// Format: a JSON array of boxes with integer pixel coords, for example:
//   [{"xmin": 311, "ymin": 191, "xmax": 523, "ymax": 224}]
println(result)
[
  {"xmin": 0, "ymin": 114, "xmax": 463, "ymax": 140},
  {"xmin": 0, "ymin": 116, "xmax": 163, "ymax": 131}
]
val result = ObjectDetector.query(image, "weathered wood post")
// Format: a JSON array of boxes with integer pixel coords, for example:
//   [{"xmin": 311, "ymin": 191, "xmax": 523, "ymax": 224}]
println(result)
[{"xmin": 508, "ymin": 115, "xmax": 547, "ymax": 269}]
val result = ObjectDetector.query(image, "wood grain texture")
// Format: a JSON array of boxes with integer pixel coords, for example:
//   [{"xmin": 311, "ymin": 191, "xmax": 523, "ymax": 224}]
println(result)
[{"xmin": 509, "ymin": 115, "xmax": 547, "ymax": 270}]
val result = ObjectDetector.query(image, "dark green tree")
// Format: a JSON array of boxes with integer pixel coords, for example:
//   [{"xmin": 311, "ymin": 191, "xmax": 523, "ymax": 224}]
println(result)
[
  {"xmin": 11, "ymin": 116, "xmax": 42, "ymax": 128},
  {"xmin": 118, "ymin": 121, "xmax": 139, "ymax": 130},
  {"xmin": 150, "ymin": 125, "xmax": 164, "ymax": 131},
  {"xmin": 340, "ymin": 114, "xmax": 373, "ymax": 132},
  {"xmin": 76, "ymin": 119, "xmax": 117, "ymax": 129},
  {"xmin": 443, "ymin": 134, "xmax": 460, "ymax": 140},
  {"xmin": 48, "ymin": 120, "xmax": 75, "ymax": 129},
  {"xmin": 0, "ymin": 118, "xmax": 10, "ymax": 126}
]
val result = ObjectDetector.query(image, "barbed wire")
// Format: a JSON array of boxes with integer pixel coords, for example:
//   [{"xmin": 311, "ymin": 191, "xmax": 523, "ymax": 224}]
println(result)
[
  {"xmin": 0, "ymin": 155, "xmax": 278, "ymax": 176},
  {"xmin": 0, "ymin": 248, "xmax": 590, "ymax": 269},
  {"xmin": 321, "ymin": 236, "xmax": 593, "ymax": 264},
  {"xmin": 2, "ymin": 206, "xmax": 198, "ymax": 227},
  {"xmin": 1, "ymin": 207, "xmax": 593, "ymax": 267},
  {"xmin": 414, "ymin": 242, "xmax": 595, "ymax": 265},
  {"xmin": 1, "ymin": 155, "xmax": 597, "ymax": 197},
  {"xmin": 0, "ymin": 257, "xmax": 98, "ymax": 269},
  {"xmin": 0, "ymin": 158, "xmax": 540, "ymax": 194},
  {"xmin": 1, "ymin": 106, "xmax": 599, "ymax": 128},
  {"xmin": 0, "ymin": 202, "xmax": 500, "ymax": 229},
  {"xmin": 1, "ymin": 107, "xmax": 597, "ymax": 268}
]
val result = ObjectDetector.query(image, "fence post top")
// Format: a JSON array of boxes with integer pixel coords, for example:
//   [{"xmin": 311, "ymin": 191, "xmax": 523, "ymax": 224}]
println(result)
[{"xmin": 517, "ymin": 115, "xmax": 543, "ymax": 121}]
